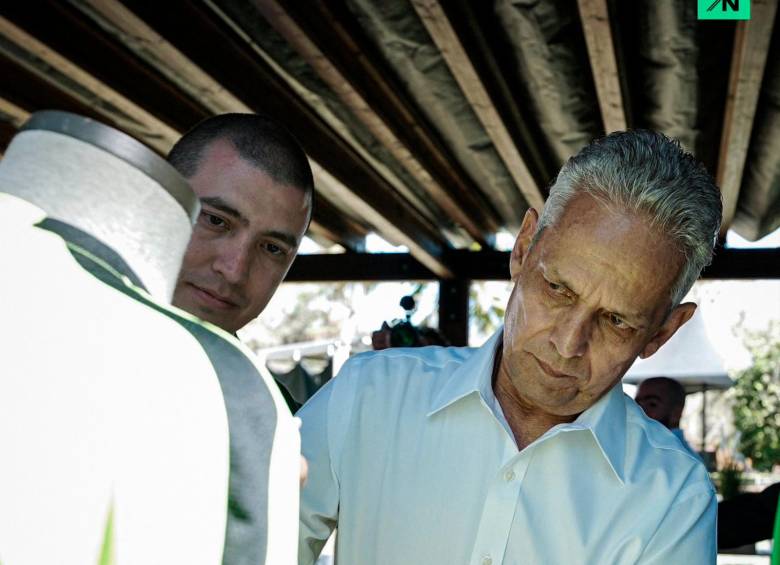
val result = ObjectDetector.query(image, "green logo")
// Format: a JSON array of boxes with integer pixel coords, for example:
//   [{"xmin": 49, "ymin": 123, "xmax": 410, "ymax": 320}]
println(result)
[{"xmin": 698, "ymin": 0, "xmax": 751, "ymax": 19}]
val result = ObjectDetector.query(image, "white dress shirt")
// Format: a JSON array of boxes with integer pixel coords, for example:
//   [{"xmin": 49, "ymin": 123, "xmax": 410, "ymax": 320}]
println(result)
[{"xmin": 298, "ymin": 330, "xmax": 716, "ymax": 565}]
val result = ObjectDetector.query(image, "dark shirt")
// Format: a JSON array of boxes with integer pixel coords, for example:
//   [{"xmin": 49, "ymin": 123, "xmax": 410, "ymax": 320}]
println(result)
[{"xmin": 718, "ymin": 482, "xmax": 780, "ymax": 549}]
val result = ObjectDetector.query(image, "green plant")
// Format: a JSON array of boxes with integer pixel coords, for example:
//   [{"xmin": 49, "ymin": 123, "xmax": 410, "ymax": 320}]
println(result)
[
  {"xmin": 732, "ymin": 322, "xmax": 780, "ymax": 471},
  {"xmin": 717, "ymin": 460, "xmax": 743, "ymax": 500}
]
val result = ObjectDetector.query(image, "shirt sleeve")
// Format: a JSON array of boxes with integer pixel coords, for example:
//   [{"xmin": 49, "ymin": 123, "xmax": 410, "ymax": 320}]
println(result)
[
  {"xmin": 296, "ymin": 376, "xmax": 341, "ymax": 565},
  {"xmin": 637, "ymin": 483, "xmax": 717, "ymax": 564}
]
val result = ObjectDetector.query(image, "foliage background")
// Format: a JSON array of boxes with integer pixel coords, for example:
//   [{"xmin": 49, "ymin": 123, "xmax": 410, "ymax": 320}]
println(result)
[{"xmin": 731, "ymin": 322, "xmax": 780, "ymax": 471}]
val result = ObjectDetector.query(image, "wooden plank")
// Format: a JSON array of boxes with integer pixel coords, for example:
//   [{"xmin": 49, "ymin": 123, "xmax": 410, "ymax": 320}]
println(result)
[
  {"xmin": 71, "ymin": 0, "xmax": 249, "ymax": 115},
  {"xmin": 309, "ymin": 193, "xmax": 368, "ymax": 252},
  {"xmin": 716, "ymin": 0, "xmax": 777, "ymax": 237},
  {"xmin": 0, "ymin": 96, "xmax": 30, "ymax": 128},
  {"xmin": 286, "ymin": 252, "xmax": 435, "ymax": 282},
  {"xmin": 410, "ymin": 0, "xmax": 545, "ymax": 212},
  {"xmin": 285, "ymin": 248, "xmax": 780, "ymax": 281},
  {"xmin": 120, "ymin": 0, "xmax": 454, "ymax": 277},
  {"xmin": 0, "ymin": 14, "xmax": 179, "ymax": 153},
  {"xmin": 577, "ymin": 0, "xmax": 627, "ymax": 133},
  {"xmin": 256, "ymin": 0, "xmax": 489, "ymax": 246},
  {"xmin": 438, "ymin": 278, "xmax": 470, "ymax": 346}
]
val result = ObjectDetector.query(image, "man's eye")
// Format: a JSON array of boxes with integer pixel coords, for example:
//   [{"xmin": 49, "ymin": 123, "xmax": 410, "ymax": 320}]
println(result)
[
  {"xmin": 200, "ymin": 212, "xmax": 227, "ymax": 230},
  {"xmin": 607, "ymin": 313, "xmax": 630, "ymax": 330},
  {"xmin": 547, "ymin": 281, "xmax": 566, "ymax": 294},
  {"xmin": 264, "ymin": 242, "xmax": 285, "ymax": 256}
]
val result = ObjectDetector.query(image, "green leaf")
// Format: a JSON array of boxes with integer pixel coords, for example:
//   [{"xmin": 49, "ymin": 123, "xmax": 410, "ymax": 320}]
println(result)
[{"xmin": 98, "ymin": 502, "xmax": 115, "ymax": 565}]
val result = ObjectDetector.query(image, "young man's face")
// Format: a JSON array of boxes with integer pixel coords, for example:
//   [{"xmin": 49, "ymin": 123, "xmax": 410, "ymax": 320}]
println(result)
[
  {"xmin": 173, "ymin": 139, "xmax": 310, "ymax": 333},
  {"xmin": 500, "ymin": 194, "xmax": 696, "ymax": 417}
]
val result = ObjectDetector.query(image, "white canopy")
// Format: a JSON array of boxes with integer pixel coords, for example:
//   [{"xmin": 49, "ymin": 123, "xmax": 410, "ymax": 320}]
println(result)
[{"xmin": 623, "ymin": 309, "xmax": 733, "ymax": 392}]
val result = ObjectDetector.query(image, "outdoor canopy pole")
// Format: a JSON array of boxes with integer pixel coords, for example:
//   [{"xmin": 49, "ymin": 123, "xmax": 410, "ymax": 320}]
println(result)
[{"xmin": 701, "ymin": 384, "xmax": 708, "ymax": 452}]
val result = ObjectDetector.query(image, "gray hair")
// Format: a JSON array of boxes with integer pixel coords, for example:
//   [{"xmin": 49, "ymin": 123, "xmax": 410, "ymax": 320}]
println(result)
[{"xmin": 536, "ymin": 130, "xmax": 722, "ymax": 307}]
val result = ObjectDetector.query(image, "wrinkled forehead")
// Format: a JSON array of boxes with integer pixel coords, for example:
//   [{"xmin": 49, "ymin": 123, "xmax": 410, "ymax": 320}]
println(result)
[{"xmin": 539, "ymin": 196, "xmax": 683, "ymax": 318}]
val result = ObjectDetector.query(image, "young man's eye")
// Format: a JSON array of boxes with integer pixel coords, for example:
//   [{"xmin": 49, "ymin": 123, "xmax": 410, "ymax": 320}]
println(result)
[
  {"xmin": 264, "ymin": 242, "xmax": 285, "ymax": 256},
  {"xmin": 200, "ymin": 212, "xmax": 227, "ymax": 230}
]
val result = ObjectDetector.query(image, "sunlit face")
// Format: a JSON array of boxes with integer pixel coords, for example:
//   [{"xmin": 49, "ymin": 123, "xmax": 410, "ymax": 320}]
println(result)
[
  {"xmin": 500, "ymin": 194, "xmax": 696, "ymax": 417},
  {"xmin": 173, "ymin": 139, "xmax": 311, "ymax": 333}
]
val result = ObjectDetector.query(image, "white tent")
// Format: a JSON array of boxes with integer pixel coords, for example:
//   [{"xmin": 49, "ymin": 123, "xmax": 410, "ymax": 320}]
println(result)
[
  {"xmin": 623, "ymin": 308, "xmax": 733, "ymax": 455},
  {"xmin": 623, "ymin": 308, "xmax": 733, "ymax": 392}
]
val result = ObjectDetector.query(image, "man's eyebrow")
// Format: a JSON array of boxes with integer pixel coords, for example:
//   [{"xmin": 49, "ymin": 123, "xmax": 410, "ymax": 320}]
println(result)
[
  {"xmin": 543, "ymin": 264, "xmax": 647, "ymax": 328},
  {"xmin": 200, "ymin": 197, "xmax": 247, "ymax": 226},
  {"xmin": 263, "ymin": 230, "xmax": 299, "ymax": 249}
]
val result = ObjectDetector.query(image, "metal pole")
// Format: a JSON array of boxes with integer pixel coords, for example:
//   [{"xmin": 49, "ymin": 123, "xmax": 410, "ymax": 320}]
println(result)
[{"xmin": 701, "ymin": 384, "xmax": 708, "ymax": 452}]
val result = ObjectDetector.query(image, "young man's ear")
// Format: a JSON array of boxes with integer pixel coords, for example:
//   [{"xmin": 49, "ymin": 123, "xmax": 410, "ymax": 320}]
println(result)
[
  {"xmin": 509, "ymin": 208, "xmax": 539, "ymax": 281},
  {"xmin": 639, "ymin": 303, "xmax": 697, "ymax": 359}
]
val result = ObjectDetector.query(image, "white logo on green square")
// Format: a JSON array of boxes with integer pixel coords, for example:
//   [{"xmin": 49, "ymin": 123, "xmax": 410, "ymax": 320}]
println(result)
[{"xmin": 698, "ymin": 0, "xmax": 751, "ymax": 20}]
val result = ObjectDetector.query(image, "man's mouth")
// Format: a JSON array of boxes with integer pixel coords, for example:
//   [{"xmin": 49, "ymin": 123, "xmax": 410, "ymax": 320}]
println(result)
[
  {"xmin": 532, "ymin": 355, "xmax": 579, "ymax": 382},
  {"xmin": 188, "ymin": 283, "xmax": 238, "ymax": 310}
]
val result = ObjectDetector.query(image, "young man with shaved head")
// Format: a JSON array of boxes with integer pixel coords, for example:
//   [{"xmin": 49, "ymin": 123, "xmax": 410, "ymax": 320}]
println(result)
[
  {"xmin": 298, "ymin": 130, "xmax": 722, "ymax": 564},
  {"xmin": 169, "ymin": 113, "xmax": 313, "ymax": 335},
  {"xmin": 168, "ymin": 113, "xmax": 313, "ymax": 562}
]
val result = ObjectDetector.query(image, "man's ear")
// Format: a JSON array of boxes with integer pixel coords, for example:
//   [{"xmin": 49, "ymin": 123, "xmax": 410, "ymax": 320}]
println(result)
[
  {"xmin": 639, "ymin": 302, "xmax": 697, "ymax": 359},
  {"xmin": 509, "ymin": 208, "xmax": 539, "ymax": 281}
]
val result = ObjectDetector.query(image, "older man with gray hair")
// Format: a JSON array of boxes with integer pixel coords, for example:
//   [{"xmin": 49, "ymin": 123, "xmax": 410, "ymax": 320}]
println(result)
[{"xmin": 298, "ymin": 130, "xmax": 722, "ymax": 564}]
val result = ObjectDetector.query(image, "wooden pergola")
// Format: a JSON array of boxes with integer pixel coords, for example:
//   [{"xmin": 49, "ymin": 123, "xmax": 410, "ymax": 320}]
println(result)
[{"xmin": 1, "ymin": 1, "xmax": 778, "ymax": 344}]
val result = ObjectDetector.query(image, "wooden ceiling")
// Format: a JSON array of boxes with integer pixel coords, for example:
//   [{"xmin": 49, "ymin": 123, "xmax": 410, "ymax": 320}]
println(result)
[{"xmin": 1, "ymin": 0, "xmax": 778, "ymax": 280}]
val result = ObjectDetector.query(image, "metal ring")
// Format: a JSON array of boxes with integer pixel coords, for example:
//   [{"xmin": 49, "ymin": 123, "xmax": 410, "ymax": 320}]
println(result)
[{"xmin": 20, "ymin": 110, "xmax": 198, "ymax": 223}]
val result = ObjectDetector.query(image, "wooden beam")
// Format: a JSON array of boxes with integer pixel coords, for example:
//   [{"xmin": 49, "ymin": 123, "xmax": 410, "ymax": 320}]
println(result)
[
  {"xmin": 410, "ymin": 0, "xmax": 545, "ymax": 213},
  {"xmin": 285, "ymin": 248, "xmax": 780, "ymax": 282},
  {"xmin": 308, "ymin": 0, "xmax": 504, "ymax": 236},
  {"xmin": 0, "ymin": 52, "xmax": 104, "ymax": 121},
  {"xmin": 577, "ymin": 0, "xmax": 627, "ymax": 133},
  {"xmin": 286, "ymin": 252, "xmax": 435, "ymax": 282},
  {"xmin": 0, "ymin": 14, "xmax": 179, "ymax": 153},
  {"xmin": 71, "ymin": 0, "xmax": 248, "ymax": 116},
  {"xmin": 256, "ymin": 0, "xmax": 489, "ymax": 246},
  {"xmin": 0, "ymin": 96, "xmax": 30, "ymax": 128},
  {"xmin": 716, "ymin": 0, "xmax": 778, "ymax": 237},
  {"xmin": 120, "ymin": 0, "xmax": 454, "ymax": 277},
  {"xmin": 438, "ymin": 278, "xmax": 470, "ymax": 346},
  {"xmin": 309, "ymin": 193, "xmax": 368, "ymax": 252}
]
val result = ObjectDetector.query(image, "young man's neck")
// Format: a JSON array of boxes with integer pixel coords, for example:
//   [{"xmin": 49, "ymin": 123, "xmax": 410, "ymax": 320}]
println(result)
[{"xmin": 492, "ymin": 344, "xmax": 576, "ymax": 450}]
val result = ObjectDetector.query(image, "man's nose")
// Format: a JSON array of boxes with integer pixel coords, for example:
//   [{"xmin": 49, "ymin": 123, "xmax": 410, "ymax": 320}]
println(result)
[
  {"xmin": 549, "ymin": 307, "xmax": 591, "ymax": 359},
  {"xmin": 212, "ymin": 239, "xmax": 252, "ymax": 284}
]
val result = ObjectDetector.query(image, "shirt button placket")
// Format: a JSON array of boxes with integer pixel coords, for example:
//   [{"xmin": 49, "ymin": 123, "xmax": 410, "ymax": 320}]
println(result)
[{"xmin": 481, "ymin": 556, "xmax": 493, "ymax": 565}]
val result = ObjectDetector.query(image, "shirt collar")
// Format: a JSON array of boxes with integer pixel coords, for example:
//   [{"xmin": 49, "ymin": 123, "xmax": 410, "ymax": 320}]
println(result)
[
  {"xmin": 567, "ymin": 382, "xmax": 627, "ymax": 483},
  {"xmin": 427, "ymin": 327, "xmax": 627, "ymax": 483},
  {"xmin": 427, "ymin": 328, "xmax": 503, "ymax": 417}
]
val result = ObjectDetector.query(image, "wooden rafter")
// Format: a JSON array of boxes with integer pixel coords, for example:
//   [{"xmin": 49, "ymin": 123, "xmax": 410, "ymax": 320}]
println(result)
[
  {"xmin": 716, "ymin": 0, "xmax": 777, "ymax": 237},
  {"xmin": 0, "ymin": 95, "xmax": 30, "ymax": 128},
  {"xmin": 71, "ymin": 0, "xmax": 248, "ymax": 116},
  {"xmin": 309, "ymin": 161, "xmax": 447, "ymax": 273},
  {"xmin": 255, "ymin": 0, "xmax": 489, "ymax": 246},
  {"xmin": 577, "ymin": 0, "xmax": 627, "ymax": 134},
  {"xmin": 0, "ymin": 14, "xmax": 178, "ymax": 153},
  {"xmin": 286, "ymin": 248, "xmax": 780, "ymax": 282},
  {"xmin": 309, "ymin": 193, "xmax": 368, "ymax": 252},
  {"xmin": 410, "ymin": 0, "xmax": 545, "ymax": 212}
]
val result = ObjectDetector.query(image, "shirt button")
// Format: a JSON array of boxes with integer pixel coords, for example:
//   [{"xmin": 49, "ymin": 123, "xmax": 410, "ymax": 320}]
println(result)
[
  {"xmin": 481, "ymin": 556, "xmax": 493, "ymax": 565},
  {"xmin": 504, "ymin": 470, "xmax": 516, "ymax": 482}
]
